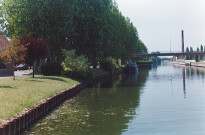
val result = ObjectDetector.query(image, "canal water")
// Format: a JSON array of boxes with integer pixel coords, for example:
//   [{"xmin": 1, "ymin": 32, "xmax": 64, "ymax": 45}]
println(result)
[{"xmin": 23, "ymin": 62, "xmax": 205, "ymax": 135}]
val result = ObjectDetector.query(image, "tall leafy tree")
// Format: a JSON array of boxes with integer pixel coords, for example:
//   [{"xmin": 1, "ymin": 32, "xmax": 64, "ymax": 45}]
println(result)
[
  {"xmin": 200, "ymin": 45, "xmax": 203, "ymax": 52},
  {"xmin": 189, "ymin": 47, "xmax": 194, "ymax": 60},
  {"xmin": 196, "ymin": 47, "xmax": 200, "ymax": 52},
  {"xmin": 185, "ymin": 47, "xmax": 190, "ymax": 60},
  {"xmin": 204, "ymin": 45, "xmax": 205, "ymax": 52},
  {"xmin": 1, "ymin": 0, "xmax": 147, "ymax": 67},
  {"xmin": 200, "ymin": 45, "xmax": 203, "ymax": 60},
  {"xmin": 0, "ymin": 0, "xmax": 74, "ymax": 62},
  {"xmin": 68, "ymin": 0, "xmax": 112, "ymax": 67}
]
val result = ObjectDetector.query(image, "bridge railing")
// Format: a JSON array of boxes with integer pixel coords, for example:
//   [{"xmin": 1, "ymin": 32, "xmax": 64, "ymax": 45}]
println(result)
[
  {"xmin": 135, "ymin": 51, "xmax": 205, "ymax": 55},
  {"xmin": 133, "ymin": 52, "xmax": 205, "ymax": 57}
]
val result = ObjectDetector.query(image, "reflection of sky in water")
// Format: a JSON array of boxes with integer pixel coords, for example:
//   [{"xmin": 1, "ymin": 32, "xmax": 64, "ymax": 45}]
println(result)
[{"xmin": 124, "ymin": 62, "xmax": 205, "ymax": 135}]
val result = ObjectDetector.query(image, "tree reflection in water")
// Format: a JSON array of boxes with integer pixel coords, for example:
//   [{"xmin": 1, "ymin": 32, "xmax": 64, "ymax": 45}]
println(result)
[{"xmin": 23, "ymin": 70, "xmax": 149, "ymax": 135}]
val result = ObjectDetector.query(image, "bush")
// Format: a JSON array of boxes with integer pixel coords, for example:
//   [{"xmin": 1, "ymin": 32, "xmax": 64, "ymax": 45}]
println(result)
[
  {"xmin": 100, "ymin": 57, "xmax": 119, "ymax": 73},
  {"xmin": 62, "ymin": 68, "xmax": 107, "ymax": 82},
  {"xmin": 61, "ymin": 49, "xmax": 90, "ymax": 73},
  {"xmin": 40, "ymin": 62, "xmax": 62, "ymax": 76},
  {"xmin": 61, "ymin": 49, "xmax": 91, "ymax": 81}
]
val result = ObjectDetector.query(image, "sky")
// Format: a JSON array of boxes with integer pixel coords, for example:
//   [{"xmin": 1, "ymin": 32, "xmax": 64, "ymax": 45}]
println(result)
[{"xmin": 115, "ymin": 0, "xmax": 205, "ymax": 53}]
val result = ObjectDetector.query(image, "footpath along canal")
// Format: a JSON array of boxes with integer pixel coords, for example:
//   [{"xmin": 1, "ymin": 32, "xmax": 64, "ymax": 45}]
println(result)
[{"xmin": 23, "ymin": 62, "xmax": 205, "ymax": 135}]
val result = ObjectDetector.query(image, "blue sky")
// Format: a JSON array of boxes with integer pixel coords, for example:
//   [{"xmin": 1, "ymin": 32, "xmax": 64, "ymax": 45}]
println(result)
[{"xmin": 115, "ymin": 0, "xmax": 205, "ymax": 53}]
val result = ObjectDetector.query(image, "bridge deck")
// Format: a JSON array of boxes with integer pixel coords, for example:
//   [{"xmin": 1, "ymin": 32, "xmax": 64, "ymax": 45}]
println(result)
[{"xmin": 133, "ymin": 52, "xmax": 205, "ymax": 57}]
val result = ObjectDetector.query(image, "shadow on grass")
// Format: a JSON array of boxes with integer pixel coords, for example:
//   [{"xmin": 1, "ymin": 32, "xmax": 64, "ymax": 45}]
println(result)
[
  {"xmin": 34, "ymin": 76, "xmax": 68, "ymax": 82},
  {"xmin": 0, "ymin": 86, "xmax": 13, "ymax": 89},
  {"xmin": 26, "ymin": 80, "xmax": 43, "ymax": 83}
]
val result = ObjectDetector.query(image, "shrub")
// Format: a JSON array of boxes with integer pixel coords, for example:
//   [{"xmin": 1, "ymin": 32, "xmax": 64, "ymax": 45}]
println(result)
[
  {"xmin": 100, "ymin": 57, "xmax": 119, "ymax": 73},
  {"xmin": 68, "ymin": 68, "xmax": 107, "ymax": 82},
  {"xmin": 40, "ymin": 62, "xmax": 62, "ymax": 76},
  {"xmin": 61, "ymin": 49, "xmax": 90, "ymax": 73},
  {"xmin": 61, "ymin": 49, "xmax": 91, "ymax": 80}
]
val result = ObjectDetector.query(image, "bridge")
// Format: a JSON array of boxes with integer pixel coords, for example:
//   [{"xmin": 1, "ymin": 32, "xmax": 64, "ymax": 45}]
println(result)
[
  {"xmin": 133, "ymin": 30, "xmax": 205, "ymax": 62},
  {"xmin": 133, "ymin": 52, "xmax": 205, "ymax": 57}
]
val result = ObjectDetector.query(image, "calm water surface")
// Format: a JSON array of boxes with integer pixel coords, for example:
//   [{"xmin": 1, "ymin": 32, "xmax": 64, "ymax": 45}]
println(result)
[{"xmin": 24, "ymin": 62, "xmax": 205, "ymax": 135}]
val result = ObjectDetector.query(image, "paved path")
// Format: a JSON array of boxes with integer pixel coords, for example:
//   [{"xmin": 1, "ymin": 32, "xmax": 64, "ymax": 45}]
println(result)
[
  {"xmin": 15, "ymin": 70, "xmax": 33, "ymax": 76},
  {"xmin": 0, "ymin": 70, "xmax": 33, "ymax": 78}
]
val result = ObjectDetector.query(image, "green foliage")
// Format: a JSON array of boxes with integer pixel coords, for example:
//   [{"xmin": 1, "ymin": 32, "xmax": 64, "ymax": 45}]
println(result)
[
  {"xmin": 87, "ymin": 68, "xmax": 108, "ymax": 79},
  {"xmin": 0, "ymin": 0, "xmax": 74, "ymax": 61},
  {"xmin": 196, "ymin": 47, "xmax": 200, "ymax": 52},
  {"xmin": 61, "ymin": 49, "xmax": 90, "ymax": 74},
  {"xmin": 200, "ymin": 45, "xmax": 203, "ymax": 60},
  {"xmin": 40, "ymin": 62, "xmax": 62, "ymax": 76},
  {"xmin": 100, "ymin": 57, "xmax": 119, "ymax": 73},
  {"xmin": 136, "ymin": 60, "xmax": 152, "ymax": 63},
  {"xmin": 204, "ymin": 45, "xmax": 205, "ymax": 52},
  {"xmin": 186, "ymin": 45, "xmax": 205, "ymax": 60},
  {"xmin": 185, "ymin": 47, "xmax": 190, "ymax": 60},
  {"xmin": 0, "ymin": 0, "xmax": 148, "ymax": 65},
  {"xmin": 200, "ymin": 45, "xmax": 203, "ymax": 52},
  {"xmin": 189, "ymin": 47, "xmax": 194, "ymax": 60}
]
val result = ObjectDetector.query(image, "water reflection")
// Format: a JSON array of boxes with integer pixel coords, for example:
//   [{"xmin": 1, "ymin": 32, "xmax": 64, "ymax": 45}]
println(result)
[
  {"xmin": 173, "ymin": 64, "xmax": 205, "ymax": 98},
  {"xmin": 182, "ymin": 68, "xmax": 186, "ymax": 98},
  {"xmin": 23, "ymin": 71, "xmax": 149, "ymax": 135},
  {"xmin": 173, "ymin": 64, "xmax": 205, "ymax": 80},
  {"xmin": 172, "ymin": 65, "xmax": 187, "ymax": 98},
  {"xmin": 23, "ymin": 63, "xmax": 205, "ymax": 135}
]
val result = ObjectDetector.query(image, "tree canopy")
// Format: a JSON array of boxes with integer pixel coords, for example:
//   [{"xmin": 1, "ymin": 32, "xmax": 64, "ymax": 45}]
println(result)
[{"xmin": 0, "ymin": 0, "xmax": 148, "ymax": 65}]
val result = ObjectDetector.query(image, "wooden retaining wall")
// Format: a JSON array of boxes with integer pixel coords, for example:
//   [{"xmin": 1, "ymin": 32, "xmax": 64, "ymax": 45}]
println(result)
[{"xmin": 0, "ymin": 71, "xmax": 122, "ymax": 135}]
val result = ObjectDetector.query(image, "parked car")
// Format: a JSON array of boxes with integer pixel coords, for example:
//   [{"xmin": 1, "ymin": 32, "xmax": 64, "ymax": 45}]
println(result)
[
  {"xmin": 17, "ymin": 64, "xmax": 29, "ymax": 70},
  {"xmin": 13, "ymin": 66, "xmax": 18, "ymax": 71}
]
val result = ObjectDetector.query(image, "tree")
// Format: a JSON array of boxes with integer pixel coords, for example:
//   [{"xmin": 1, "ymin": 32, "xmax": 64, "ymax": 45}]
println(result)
[
  {"xmin": 204, "ymin": 45, "xmax": 205, "ymax": 52},
  {"xmin": 0, "ymin": 36, "xmax": 27, "ymax": 79},
  {"xmin": 20, "ymin": 35, "xmax": 47, "ymax": 77},
  {"xmin": 0, "ymin": 0, "xmax": 74, "ymax": 62},
  {"xmin": 1, "ymin": 0, "xmax": 147, "ymax": 67},
  {"xmin": 196, "ymin": 47, "xmax": 200, "ymax": 61},
  {"xmin": 185, "ymin": 47, "xmax": 190, "ymax": 60},
  {"xmin": 189, "ymin": 47, "xmax": 194, "ymax": 60},
  {"xmin": 200, "ymin": 45, "xmax": 203, "ymax": 52},
  {"xmin": 200, "ymin": 45, "xmax": 203, "ymax": 60},
  {"xmin": 68, "ymin": 0, "xmax": 112, "ymax": 67},
  {"xmin": 196, "ymin": 47, "xmax": 200, "ymax": 52}
]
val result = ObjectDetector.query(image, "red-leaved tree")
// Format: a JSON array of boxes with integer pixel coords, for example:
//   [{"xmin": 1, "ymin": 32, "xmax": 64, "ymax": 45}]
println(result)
[
  {"xmin": 20, "ymin": 35, "xmax": 47, "ymax": 77},
  {"xmin": 0, "ymin": 36, "xmax": 27, "ymax": 80}
]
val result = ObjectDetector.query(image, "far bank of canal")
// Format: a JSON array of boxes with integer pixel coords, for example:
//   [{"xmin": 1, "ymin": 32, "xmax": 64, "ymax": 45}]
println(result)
[{"xmin": 23, "ymin": 62, "xmax": 205, "ymax": 135}]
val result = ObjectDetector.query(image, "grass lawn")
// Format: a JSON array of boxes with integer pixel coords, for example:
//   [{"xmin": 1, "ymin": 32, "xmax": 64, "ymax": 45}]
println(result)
[{"xmin": 0, "ymin": 76, "xmax": 79, "ymax": 123}]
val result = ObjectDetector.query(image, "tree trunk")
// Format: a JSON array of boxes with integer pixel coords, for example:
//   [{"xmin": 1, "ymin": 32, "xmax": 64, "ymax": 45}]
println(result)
[
  {"xmin": 13, "ymin": 65, "xmax": 15, "ymax": 80},
  {"xmin": 12, "ymin": 59, "xmax": 15, "ymax": 80},
  {"xmin": 121, "ymin": 58, "xmax": 124, "ymax": 65},
  {"xmin": 34, "ymin": 60, "xmax": 39, "ymax": 73},
  {"xmin": 92, "ymin": 54, "xmax": 97, "ymax": 68},
  {"xmin": 117, "ymin": 59, "xmax": 119, "ymax": 65},
  {"xmin": 49, "ymin": 50, "xmax": 55, "ymax": 63},
  {"xmin": 33, "ymin": 62, "xmax": 35, "ymax": 78}
]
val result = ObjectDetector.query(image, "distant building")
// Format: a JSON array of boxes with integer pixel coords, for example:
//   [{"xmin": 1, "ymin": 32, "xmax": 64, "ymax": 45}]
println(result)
[{"xmin": 0, "ymin": 33, "xmax": 13, "ymax": 76}]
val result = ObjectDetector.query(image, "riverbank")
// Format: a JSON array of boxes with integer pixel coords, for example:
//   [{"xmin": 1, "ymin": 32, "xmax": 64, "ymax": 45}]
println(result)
[
  {"xmin": 136, "ymin": 60, "xmax": 153, "ymax": 69},
  {"xmin": 0, "ymin": 69, "xmax": 123, "ymax": 135},
  {"xmin": 172, "ymin": 61, "xmax": 205, "ymax": 67},
  {"xmin": 0, "ymin": 76, "xmax": 79, "ymax": 123}
]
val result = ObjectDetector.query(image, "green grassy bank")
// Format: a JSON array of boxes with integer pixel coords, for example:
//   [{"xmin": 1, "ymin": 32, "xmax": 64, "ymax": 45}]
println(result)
[{"xmin": 0, "ymin": 76, "xmax": 79, "ymax": 123}]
